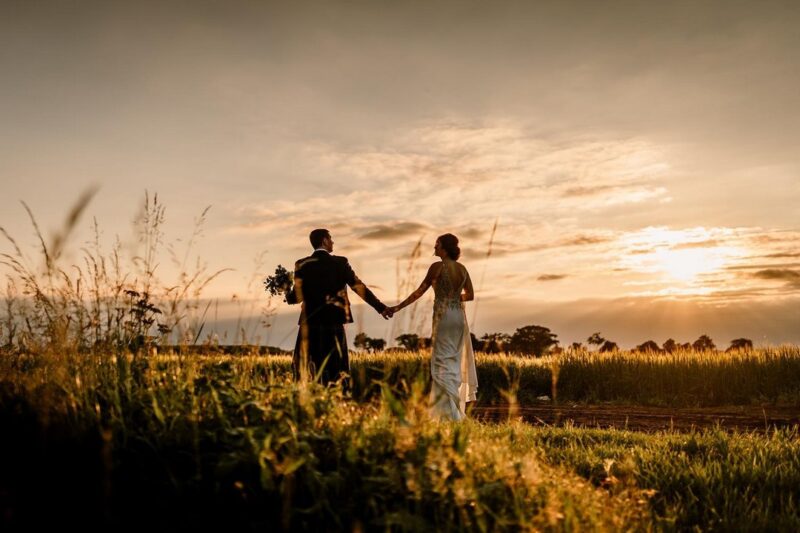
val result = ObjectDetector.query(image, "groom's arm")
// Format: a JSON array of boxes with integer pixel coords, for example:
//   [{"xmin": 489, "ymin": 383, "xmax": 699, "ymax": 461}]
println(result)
[
  {"xmin": 285, "ymin": 260, "xmax": 304, "ymax": 305},
  {"xmin": 343, "ymin": 259, "xmax": 386, "ymax": 313}
]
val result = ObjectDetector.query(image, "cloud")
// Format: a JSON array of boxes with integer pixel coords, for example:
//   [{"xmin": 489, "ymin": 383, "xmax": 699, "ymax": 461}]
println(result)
[
  {"xmin": 752, "ymin": 269, "xmax": 800, "ymax": 281},
  {"xmin": 358, "ymin": 221, "xmax": 430, "ymax": 241},
  {"xmin": 559, "ymin": 234, "xmax": 613, "ymax": 247},
  {"xmin": 672, "ymin": 239, "xmax": 720, "ymax": 250},
  {"xmin": 225, "ymin": 125, "xmax": 678, "ymax": 265},
  {"xmin": 728, "ymin": 262, "xmax": 800, "ymax": 271},
  {"xmin": 561, "ymin": 185, "xmax": 618, "ymax": 197},
  {"xmin": 221, "ymin": 124, "xmax": 796, "ymax": 308},
  {"xmin": 538, "ymin": 274, "xmax": 568, "ymax": 281},
  {"xmin": 459, "ymin": 226, "xmax": 487, "ymax": 240},
  {"xmin": 461, "ymin": 248, "xmax": 500, "ymax": 261},
  {"xmin": 762, "ymin": 252, "xmax": 800, "ymax": 258}
]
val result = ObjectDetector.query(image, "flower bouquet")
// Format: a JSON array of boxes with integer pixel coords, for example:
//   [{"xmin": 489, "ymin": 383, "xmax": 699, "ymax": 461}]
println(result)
[{"xmin": 264, "ymin": 264, "xmax": 293, "ymax": 297}]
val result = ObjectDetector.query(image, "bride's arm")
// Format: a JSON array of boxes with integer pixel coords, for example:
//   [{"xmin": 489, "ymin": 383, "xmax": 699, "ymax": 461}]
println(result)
[
  {"xmin": 461, "ymin": 268, "xmax": 474, "ymax": 302},
  {"xmin": 393, "ymin": 263, "xmax": 439, "ymax": 312}
]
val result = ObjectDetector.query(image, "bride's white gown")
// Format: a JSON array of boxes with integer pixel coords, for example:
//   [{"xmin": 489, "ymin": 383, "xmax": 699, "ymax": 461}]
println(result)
[{"xmin": 429, "ymin": 261, "xmax": 478, "ymax": 420}]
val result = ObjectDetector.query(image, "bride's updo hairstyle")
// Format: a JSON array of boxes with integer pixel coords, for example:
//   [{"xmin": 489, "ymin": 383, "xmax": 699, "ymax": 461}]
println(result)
[{"xmin": 437, "ymin": 233, "xmax": 461, "ymax": 260}]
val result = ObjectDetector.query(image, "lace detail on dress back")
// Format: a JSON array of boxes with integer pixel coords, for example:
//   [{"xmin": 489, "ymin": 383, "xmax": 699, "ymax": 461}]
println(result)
[{"xmin": 433, "ymin": 262, "xmax": 465, "ymax": 311}]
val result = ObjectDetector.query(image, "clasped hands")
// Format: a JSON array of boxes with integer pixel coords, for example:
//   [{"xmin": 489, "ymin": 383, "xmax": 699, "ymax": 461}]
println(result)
[{"xmin": 380, "ymin": 305, "xmax": 400, "ymax": 320}]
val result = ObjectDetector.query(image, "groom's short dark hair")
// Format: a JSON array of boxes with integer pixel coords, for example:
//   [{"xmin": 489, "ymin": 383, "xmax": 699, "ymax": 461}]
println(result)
[{"xmin": 309, "ymin": 228, "xmax": 330, "ymax": 249}]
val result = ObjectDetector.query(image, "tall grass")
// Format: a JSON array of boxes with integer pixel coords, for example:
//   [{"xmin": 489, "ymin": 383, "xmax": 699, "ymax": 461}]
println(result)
[
  {"xmin": 346, "ymin": 348, "xmax": 800, "ymax": 407},
  {"xmin": 515, "ymin": 425, "xmax": 800, "ymax": 530},
  {"xmin": 0, "ymin": 191, "xmax": 266, "ymax": 355},
  {"xmin": 0, "ymin": 352, "xmax": 644, "ymax": 530},
  {"xmin": 3, "ymin": 350, "xmax": 800, "ymax": 530},
  {"xmin": 78, "ymin": 347, "xmax": 800, "ymax": 408}
]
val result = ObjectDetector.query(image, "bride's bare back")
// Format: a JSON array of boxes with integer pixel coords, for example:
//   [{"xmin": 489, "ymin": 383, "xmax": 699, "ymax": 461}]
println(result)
[
  {"xmin": 431, "ymin": 260, "xmax": 473, "ymax": 304},
  {"xmin": 391, "ymin": 259, "xmax": 474, "ymax": 313}
]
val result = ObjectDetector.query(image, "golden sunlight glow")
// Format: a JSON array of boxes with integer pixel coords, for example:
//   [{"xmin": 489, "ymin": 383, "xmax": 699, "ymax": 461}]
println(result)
[
  {"xmin": 652, "ymin": 247, "xmax": 727, "ymax": 282},
  {"xmin": 620, "ymin": 227, "xmax": 750, "ymax": 289}
]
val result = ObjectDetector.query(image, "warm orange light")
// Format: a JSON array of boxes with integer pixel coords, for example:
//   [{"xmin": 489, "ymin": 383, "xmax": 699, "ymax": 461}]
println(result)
[{"xmin": 621, "ymin": 227, "xmax": 748, "ymax": 290}]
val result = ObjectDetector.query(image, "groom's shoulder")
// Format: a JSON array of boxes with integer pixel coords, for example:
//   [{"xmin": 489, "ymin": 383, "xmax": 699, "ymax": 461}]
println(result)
[{"xmin": 294, "ymin": 255, "xmax": 317, "ymax": 270}]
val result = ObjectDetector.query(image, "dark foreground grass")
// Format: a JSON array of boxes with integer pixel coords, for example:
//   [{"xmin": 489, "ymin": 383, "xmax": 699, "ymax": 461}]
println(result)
[
  {"xmin": 3, "ymin": 351, "xmax": 800, "ymax": 531},
  {"xmin": 0, "ymin": 352, "xmax": 643, "ymax": 532}
]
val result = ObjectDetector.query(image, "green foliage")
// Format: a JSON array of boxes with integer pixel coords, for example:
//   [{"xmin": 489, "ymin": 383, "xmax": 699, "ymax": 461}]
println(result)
[
  {"xmin": 587, "ymin": 332, "xmax": 605, "ymax": 347},
  {"xmin": 512, "ymin": 426, "xmax": 800, "ymax": 531},
  {"xmin": 692, "ymin": 334, "xmax": 716, "ymax": 351},
  {"xmin": 662, "ymin": 338, "xmax": 678, "ymax": 353},
  {"xmin": 599, "ymin": 341, "xmax": 618, "ymax": 353},
  {"xmin": 354, "ymin": 332, "xmax": 386, "ymax": 352},
  {"xmin": 634, "ymin": 341, "xmax": 661, "ymax": 353},
  {"xmin": 727, "ymin": 338, "xmax": 754, "ymax": 352},
  {"xmin": 477, "ymin": 332, "xmax": 512, "ymax": 353},
  {"xmin": 395, "ymin": 333, "xmax": 429, "ymax": 351},
  {"xmin": 508, "ymin": 325, "xmax": 559, "ymax": 357}
]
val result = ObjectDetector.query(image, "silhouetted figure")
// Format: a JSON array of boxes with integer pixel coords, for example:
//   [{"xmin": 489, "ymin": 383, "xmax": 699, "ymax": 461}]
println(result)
[{"xmin": 286, "ymin": 229, "xmax": 389, "ymax": 387}]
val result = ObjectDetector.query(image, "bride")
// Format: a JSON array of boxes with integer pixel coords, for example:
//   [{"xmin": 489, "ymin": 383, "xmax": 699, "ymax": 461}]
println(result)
[{"xmin": 387, "ymin": 233, "xmax": 478, "ymax": 420}]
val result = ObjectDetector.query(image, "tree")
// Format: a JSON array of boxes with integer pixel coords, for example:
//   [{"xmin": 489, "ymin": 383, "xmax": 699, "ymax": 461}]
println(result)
[
  {"xmin": 587, "ymin": 332, "xmax": 606, "ymax": 348},
  {"xmin": 479, "ymin": 332, "xmax": 512, "ymax": 353},
  {"xmin": 692, "ymin": 334, "xmax": 716, "ymax": 351},
  {"xmin": 662, "ymin": 338, "xmax": 678, "ymax": 353},
  {"xmin": 354, "ymin": 332, "xmax": 386, "ymax": 352},
  {"xmin": 367, "ymin": 338, "xmax": 386, "ymax": 351},
  {"xmin": 727, "ymin": 338, "xmax": 753, "ymax": 352},
  {"xmin": 354, "ymin": 332, "xmax": 370, "ymax": 351},
  {"xmin": 508, "ymin": 325, "xmax": 559, "ymax": 357},
  {"xmin": 570, "ymin": 342, "xmax": 584, "ymax": 351},
  {"xmin": 635, "ymin": 340, "xmax": 662, "ymax": 353},
  {"xmin": 470, "ymin": 332, "xmax": 482, "ymax": 352},
  {"xmin": 395, "ymin": 333, "xmax": 421, "ymax": 351},
  {"xmin": 599, "ymin": 340, "xmax": 618, "ymax": 353}
]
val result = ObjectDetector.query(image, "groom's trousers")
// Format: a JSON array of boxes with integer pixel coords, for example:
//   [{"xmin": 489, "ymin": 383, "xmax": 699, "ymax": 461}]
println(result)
[{"xmin": 292, "ymin": 322, "xmax": 350, "ymax": 388}]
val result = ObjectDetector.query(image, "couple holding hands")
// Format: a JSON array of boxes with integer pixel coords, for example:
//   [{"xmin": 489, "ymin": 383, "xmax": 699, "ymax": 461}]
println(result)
[{"xmin": 284, "ymin": 228, "xmax": 478, "ymax": 421}]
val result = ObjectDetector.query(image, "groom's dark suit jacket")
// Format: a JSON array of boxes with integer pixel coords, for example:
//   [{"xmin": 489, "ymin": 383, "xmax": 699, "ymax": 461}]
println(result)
[{"xmin": 286, "ymin": 250, "xmax": 386, "ymax": 326}]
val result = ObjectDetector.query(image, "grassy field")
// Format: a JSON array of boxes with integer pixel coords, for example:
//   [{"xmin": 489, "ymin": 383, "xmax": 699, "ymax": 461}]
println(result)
[
  {"xmin": 2, "ymin": 349, "xmax": 800, "ymax": 531},
  {"xmin": 332, "ymin": 347, "xmax": 800, "ymax": 407},
  {"xmin": 2, "ymin": 197, "xmax": 799, "ymax": 529}
]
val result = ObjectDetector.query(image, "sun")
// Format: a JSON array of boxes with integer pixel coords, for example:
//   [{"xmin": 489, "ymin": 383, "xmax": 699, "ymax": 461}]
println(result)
[
  {"xmin": 652, "ymin": 247, "xmax": 727, "ymax": 283},
  {"xmin": 620, "ymin": 227, "xmax": 748, "ymax": 290}
]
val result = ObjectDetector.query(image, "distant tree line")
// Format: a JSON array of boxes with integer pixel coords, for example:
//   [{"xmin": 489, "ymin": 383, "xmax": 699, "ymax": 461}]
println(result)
[{"xmin": 353, "ymin": 326, "xmax": 754, "ymax": 358}]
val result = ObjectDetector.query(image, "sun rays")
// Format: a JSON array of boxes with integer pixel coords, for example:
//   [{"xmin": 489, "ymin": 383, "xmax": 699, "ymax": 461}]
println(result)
[{"xmin": 619, "ymin": 227, "xmax": 750, "ymax": 295}]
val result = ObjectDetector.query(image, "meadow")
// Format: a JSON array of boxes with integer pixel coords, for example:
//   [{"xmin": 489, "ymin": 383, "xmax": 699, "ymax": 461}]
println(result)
[
  {"xmin": 2, "ymin": 348, "xmax": 800, "ymax": 531},
  {"xmin": 2, "ymin": 195, "xmax": 799, "ymax": 530},
  {"xmin": 350, "ymin": 347, "xmax": 800, "ymax": 407}
]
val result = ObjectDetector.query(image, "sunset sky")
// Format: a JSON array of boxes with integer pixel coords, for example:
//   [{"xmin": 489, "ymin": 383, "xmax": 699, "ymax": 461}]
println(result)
[{"xmin": 1, "ymin": 1, "xmax": 798, "ymax": 348}]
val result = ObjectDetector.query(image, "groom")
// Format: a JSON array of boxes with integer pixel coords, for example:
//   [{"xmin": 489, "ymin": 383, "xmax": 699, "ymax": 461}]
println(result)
[{"xmin": 285, "ymin": 229, "xmax": 392, "ymax": 386}]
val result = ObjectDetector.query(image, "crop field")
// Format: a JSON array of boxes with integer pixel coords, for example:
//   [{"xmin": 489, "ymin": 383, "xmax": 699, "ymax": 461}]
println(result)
[{"xmin": 2, "ymin": 348, "xmax": 799, "ymax": 531}]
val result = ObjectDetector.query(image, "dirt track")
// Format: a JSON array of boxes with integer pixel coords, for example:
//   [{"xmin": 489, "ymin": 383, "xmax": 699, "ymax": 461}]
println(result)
[{"xmin": 471, "ymin": 404, "xmax": 800, "ymax": 433}]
